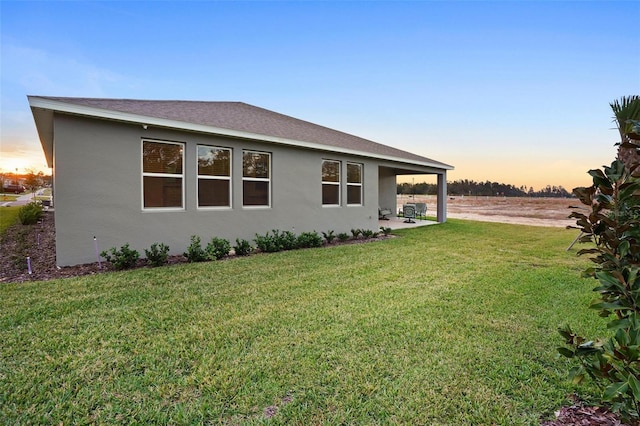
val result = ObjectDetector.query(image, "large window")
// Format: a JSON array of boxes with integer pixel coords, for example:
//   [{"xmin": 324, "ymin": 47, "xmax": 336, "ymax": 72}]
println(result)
[
  {"xmin": 198, "ymin": 145, "xmax": 231, "ymax": 208},
  {"xmin": 243, "ymin": 150, "xmax": 270, "ymax": 207},
  {"xmin": 142, "ymin": 140, "xmax": 184, "ymax": 209},
  {"xmin": 322, "ymin": 160, "xmax": 341, "ymax": 206},
  {"xmin": 347, "ymin": 162, "xmax": 363, "ymax": 205}
]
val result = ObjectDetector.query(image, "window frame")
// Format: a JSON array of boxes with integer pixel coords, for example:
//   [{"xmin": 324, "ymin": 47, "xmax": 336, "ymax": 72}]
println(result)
[
  {"xmin": 141, "ymin": 139, "xmax": 185, "ymax": 211},
  {"xmin": 346, "ymin": 162, "xmax": 363, "ymax": 206},
  {"xmin": 321, "ymin": 159, "xmax": 341, "ymax": 207},
  {"xmin": 242, "ymin": 150, "xmax": 271, "ymax": 208},
  {"xmin": 197, "ymin": 145, "xmax": 232, "ymax": 209}
]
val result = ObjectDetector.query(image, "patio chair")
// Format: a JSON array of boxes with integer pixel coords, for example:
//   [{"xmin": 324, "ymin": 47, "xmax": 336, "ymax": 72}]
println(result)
[
  {"xmin": 379, "ymin": 207, "xmax": 392, "ymax": 220},
  {"xmin": 415, "ymin": 203, "xmax": 427, "ymax": 220},
  {"xmin": 403, "ymin": 204, "xmax": 416, "ymax": 223}
]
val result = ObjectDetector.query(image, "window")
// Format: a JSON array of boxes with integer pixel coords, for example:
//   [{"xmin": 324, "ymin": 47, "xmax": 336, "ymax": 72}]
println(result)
[
  {"xmin": 243, "ymin": 150, "xmax": 270, "ymax": 206},
  {"xmin": 142, "ymin": 140, "xmax": 184, "ymax": 209},
  {"xmin": 347, "ymin": 162, "xmax": 363, "ymax": 205},
  {"xmin": 322, "ymin": 160, "xmax": 340, "ymax": 206},
  {"xmin": 198, "ymin": 146, "xmax": 231, "ymax": 208}
]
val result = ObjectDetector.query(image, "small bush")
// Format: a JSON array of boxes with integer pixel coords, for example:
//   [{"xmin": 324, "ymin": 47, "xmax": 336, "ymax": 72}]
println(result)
[
  {"xmin": 380, "ymin": 226, "xmax": 392, "ymax": 236},
  {"xmin": 254, "ymin": 229, "xmax": 297, "ymax": 253},
  {"xmin": 144, "ymin": 242, "xmax": 170, "ymax": 267},
  {"xmin": 184, "ymin": 235, "xmax": 207, "ymax": 262},
  {"xmin": 100, "ymin": 243, "xmax": 140, "ymax": 270},
  {"xmin": 362, "ymin": 229, "xmax": 378, "ymax": 238},
  {"xmin": 322, "ymin": 230, "xmax": 336, "ymax": 243},
  {"xmin": 279, "ymin": 230, "xmax": 297, "ymax": 250},
  {"xmin": 233, "ymin": 238, "xmax": 254, "ymax": 256},
  {"xmin": 351, "ymin": 228, "xmax": 362, "ymax": 238},
  {"xmin": 337, "ymin": 232, "xmax": 350, "ymax": 241},
  {"xmin": 254, "ymin": 231, "xmax": 280, "ymax": 253},
  {"xmin": 18, "ymin": 202, "xmax": 43, "ymax": 225},
  {"xmin": 206, "ymin": 237, "xmax": 231, "ymax": 260},
  {"xmin": 297, "ymin": 231, "xmax": 323, "ymax": 248}
]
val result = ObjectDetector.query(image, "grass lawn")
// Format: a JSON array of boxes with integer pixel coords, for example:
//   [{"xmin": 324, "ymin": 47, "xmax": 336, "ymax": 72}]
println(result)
[
  {"xmin": 0, "ymin": 220, "xmax": 606, "ymax": 425},
  {"xmin": 0, "ymin": 206, "xmax": 20, "ymax": 233}
]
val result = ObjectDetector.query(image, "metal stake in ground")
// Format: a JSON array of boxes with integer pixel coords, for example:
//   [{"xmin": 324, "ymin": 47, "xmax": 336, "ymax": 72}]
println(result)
[{"xmin": 94, "ymin": 236, "xmax": 102, "ymax": 269}]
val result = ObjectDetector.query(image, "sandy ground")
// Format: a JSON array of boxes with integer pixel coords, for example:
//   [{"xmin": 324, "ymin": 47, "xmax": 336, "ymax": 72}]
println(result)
[{"xmin": 397, "ymin": 195, "xmax": 580, "ymax": 228}]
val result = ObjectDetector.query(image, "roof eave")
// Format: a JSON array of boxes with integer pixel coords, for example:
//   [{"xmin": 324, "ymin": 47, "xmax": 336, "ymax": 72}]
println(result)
[
  {"xmin": 28, "ymin": 100, "xmax": 54, "ymax": 168},
  {"xmin": 27, "ymin": 96, "xmax": 454, "ymax": 171}
]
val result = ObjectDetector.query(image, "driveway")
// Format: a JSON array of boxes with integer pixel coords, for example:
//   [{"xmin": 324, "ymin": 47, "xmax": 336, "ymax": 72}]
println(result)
[{"xmin": 1, "ymin": 189, "xmax": 45, "ymax": 207}]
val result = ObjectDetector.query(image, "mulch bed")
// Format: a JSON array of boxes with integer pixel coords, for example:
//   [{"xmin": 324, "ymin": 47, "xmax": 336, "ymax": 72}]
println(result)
[
  {"xmin": 0, "ymin": 210, "xmax": 109, "ymax": 283},
  {"xmin": 0, "ymin": 212, "xmax": 635, "ymax": 425},
  {"xmin": 541, "ymin": 395, "xmax": 634, "ymax": 426},
  {"xmin": 0, "ymin": 211, "xmax": 390, "ymax": 284}
]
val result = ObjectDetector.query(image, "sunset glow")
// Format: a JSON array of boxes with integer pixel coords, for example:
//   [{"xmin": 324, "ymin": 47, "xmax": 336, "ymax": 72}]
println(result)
[{"xmin": 0, "ymin": 153, "xmax": 50, "ymax": 175}]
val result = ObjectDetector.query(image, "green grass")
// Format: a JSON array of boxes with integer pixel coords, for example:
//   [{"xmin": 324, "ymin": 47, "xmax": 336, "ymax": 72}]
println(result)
[
  {"xmin": 0, "ymin": 206, "xmax": 20, "ymax": 233},
  {"xmin": 0, "ymin": 220, "xmax": 605, "ymax": 425}
]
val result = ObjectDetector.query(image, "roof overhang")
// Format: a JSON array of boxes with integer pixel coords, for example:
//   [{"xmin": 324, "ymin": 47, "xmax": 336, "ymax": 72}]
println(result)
[{"xmin": 28, "ymin": 96, "xmax": 454, "ymax": 172}]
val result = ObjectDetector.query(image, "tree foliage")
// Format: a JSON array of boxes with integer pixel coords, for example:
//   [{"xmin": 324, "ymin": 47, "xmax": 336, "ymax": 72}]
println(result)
[
  {"xmin": 397, "ymin": 180, "xmax": 572, "ymax": 198},
  {"xmin": 558, "ymin": 97, "xmax": 640, "ymax": 422}
]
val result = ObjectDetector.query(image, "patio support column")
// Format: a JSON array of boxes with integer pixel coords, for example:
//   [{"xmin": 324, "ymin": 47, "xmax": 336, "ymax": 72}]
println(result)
[{"xmin": 437, "ymin": 172, "xmax": 447, "ymax": 223}]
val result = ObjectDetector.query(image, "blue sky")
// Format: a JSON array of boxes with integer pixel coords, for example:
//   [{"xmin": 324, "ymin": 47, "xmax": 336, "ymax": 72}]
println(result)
[{"xmin": 2, "ymin": 1, "xmax": 639, "ymax": 190}]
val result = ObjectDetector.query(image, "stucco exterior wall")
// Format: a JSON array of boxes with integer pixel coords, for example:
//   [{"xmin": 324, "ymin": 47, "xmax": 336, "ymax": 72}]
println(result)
[
  {"xmin": 52, "ymin": 114, "xmax": 382, "ymax": 266},
  {"xmin": 378, "ymin": 167, "xmax": 397, "ymax": 216}
]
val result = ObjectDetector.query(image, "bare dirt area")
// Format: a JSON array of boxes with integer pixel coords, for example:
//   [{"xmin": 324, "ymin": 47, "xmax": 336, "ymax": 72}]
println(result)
[{"xmin": 398, "ymin": 195, "xmax": 579, "ymax": 228}]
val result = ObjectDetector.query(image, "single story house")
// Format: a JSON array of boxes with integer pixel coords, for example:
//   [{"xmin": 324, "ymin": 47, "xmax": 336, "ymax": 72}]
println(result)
[{"xmin": 28, "ymin": 96, "xmax": 454, "ymax": 266}]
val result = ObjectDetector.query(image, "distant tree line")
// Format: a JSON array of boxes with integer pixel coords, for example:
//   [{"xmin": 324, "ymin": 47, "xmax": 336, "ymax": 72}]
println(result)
[{"xmin": 397, "ymin": 179, "xmax": 574, "ymax": 198}]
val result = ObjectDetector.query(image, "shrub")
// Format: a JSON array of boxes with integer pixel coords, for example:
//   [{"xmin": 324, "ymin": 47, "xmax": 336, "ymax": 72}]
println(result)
[
  {"xmin": 254, "ymin": 229, "xmax": 297, "ymax": 253},
  {"xmin": 144, "ymin": 242, "xmax": 169, "ymax": 267},
  {"xmin": 361, "ymin": 229, "xmax": 378, "ymax": 238},
  {"xmin": 100, "ymin": 243, "xmax": 140, "ymax": 270},
  {"xmin": 350, "ymin": 228, "xmax": 362, "ymax": 238},
  {"xmin": 205, "ymin": 237, "xmax": 231, "ymax": 260},
  {"xmin": 322, "ymin": 230, "xmax": 336, "ymax": 244},
  {"xmin": 18, "ymin": 202, "xmax": 43, "ymax": 225},
  {"xmin": 184, "ymin": 235, "xmax": 207, "ymax": 262},
  {"xmin": 233, "ymin": 238, "xmax": 253, "ymax": 256},
  {"xmin": 279, "ymin": 230, "xmax": 297, "ymax": 250},
  {"xmin": 254, "ymin": 231, "xmax": 280, "ymax": 253},
  {"xmin": 559, "ymin": 159, "xmax": 640, "ymax": 422},
  {"xmin": 380, "ymin": 226, "xmax": 392, "ymax": 236},
  {"xmin": 297, "ymin": 231, "xmax": 323, "ymax": 248},
  {"xmin": 337, "ymin": 232, "xmax": 350, "ymax": 241}
]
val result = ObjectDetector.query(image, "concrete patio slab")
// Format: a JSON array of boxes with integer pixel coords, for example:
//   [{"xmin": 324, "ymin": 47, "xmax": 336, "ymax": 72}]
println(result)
[{"xmin": 379, "ymin": 217, "xmax": 438, "ymax": 230}]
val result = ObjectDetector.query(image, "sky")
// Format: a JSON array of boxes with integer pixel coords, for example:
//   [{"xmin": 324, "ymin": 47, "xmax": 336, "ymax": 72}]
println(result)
[{"xmin": 1, "ymin": 1, "xmax": 639, "ymax": 191}]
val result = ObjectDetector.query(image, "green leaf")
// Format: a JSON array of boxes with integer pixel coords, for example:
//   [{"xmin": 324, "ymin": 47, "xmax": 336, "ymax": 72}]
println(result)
[
  {"xmin": 602, "ymin": 381, "xmax": 628, "ymax": 401},
  {"xmin": 568, "ymin": 366, "xmax": 585, "ymax": 385},
  {"xmin": 629, "ymin": 373, "xmax": 640, "ymax": 401},
  {"xmin": 619, "ymin": 240, "xmax": 630, "ymax": 258},
  {"xmin": 557, "ymin": 347, "xmax": 574, "ymax": 358},
  {"xmin": 596, "ymin": 270, "xmax": 621, "ymax": 284},
  {"xmin": 591, "ymin": 301, "xmax": 629, "ymax": 311},
  {"xmin": 607, "ymin": 318, "xmax": 631, "ymax": 330}
]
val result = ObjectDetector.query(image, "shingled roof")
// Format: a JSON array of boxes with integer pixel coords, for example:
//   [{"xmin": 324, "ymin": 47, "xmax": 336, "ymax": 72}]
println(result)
[{"xmin": 28, "ymin": 96, "xmax": 453, "ymax": 170}]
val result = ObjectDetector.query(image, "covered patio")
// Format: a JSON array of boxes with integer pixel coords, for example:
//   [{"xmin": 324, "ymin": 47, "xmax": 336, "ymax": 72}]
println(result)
[{"xmin": 378, "ymin": 163, "xmax": 452, "ymax": 225}]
